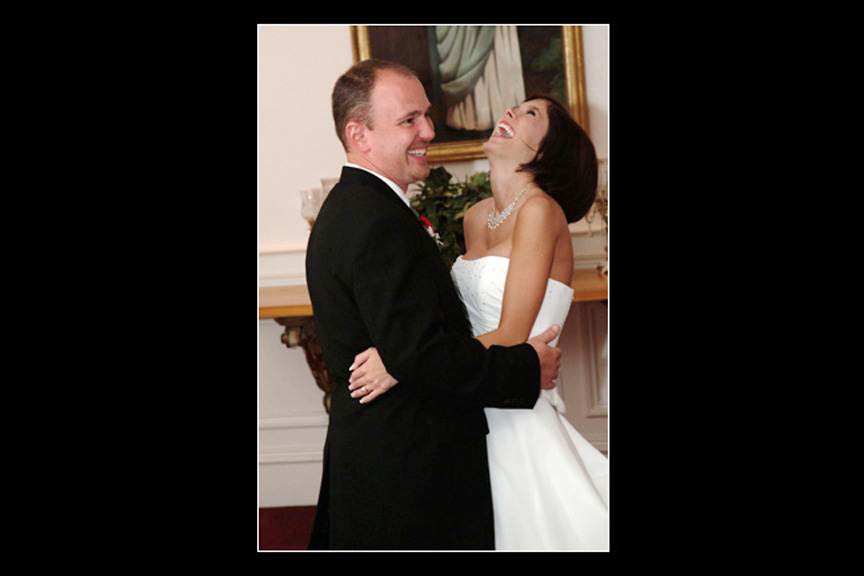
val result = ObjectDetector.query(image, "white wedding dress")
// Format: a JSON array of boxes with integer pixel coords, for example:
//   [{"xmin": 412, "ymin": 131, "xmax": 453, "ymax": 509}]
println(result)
[{"xmin": 451, "ymin": 255, "xmax": 610, "ymax": 551}]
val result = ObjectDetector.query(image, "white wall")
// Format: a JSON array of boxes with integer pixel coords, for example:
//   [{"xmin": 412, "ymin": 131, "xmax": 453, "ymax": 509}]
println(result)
[
  {"xmin": 258, "ymin": 25, "xmax": 609, "ymax": 507},
  {"xmin": 258, "ymin": 25, "xmax": 354, "ymax": 286}
]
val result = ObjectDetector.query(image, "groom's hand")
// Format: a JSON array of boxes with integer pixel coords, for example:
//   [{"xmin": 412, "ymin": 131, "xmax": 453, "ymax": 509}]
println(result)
[{"xmin": 527, "ymin": 324, "xmax": 562, "ymax": 390}]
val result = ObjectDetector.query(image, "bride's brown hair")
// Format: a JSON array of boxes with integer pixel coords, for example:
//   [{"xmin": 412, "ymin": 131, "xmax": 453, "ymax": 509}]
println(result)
[{"xmin": 518, "ymin": 94, "xmax": 598, "ymax": 223}]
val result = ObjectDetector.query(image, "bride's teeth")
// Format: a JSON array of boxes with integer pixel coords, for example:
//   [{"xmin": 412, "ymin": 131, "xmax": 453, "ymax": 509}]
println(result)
[{"xmin": 497, "ymin": 122, "xmax": 514, "ymax": 138}]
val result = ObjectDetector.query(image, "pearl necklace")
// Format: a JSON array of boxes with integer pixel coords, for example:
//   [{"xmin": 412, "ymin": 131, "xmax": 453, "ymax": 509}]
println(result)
[{"xmin": 487, "ymin": 182, "xmax": 533, "ymax": 230}]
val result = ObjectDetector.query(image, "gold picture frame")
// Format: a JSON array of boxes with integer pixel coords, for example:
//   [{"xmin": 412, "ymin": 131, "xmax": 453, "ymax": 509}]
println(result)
[{"xmin": 351, "ymin": 25, "xmax": 589, "ymax": 164}]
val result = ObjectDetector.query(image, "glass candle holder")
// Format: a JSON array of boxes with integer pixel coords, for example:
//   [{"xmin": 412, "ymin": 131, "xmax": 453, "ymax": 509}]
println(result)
[{"xmin": 300, "ymin": 188, "xmax": 321, "ymax": 229}]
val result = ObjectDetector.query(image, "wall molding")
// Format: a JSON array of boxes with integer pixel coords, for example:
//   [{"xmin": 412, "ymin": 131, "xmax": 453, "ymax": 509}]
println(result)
[
  {"xmin": 259, "ymin": 273, "xmax": 306, "ymax": 287},
  {"xmin": 259, "ymin": 444, "xmax": 324, "ymax": 465},
  {"xmin": 572, "ymin": 252, "xmax": 608, "ymax": 270},
  {"xmin": 259, "ymin": 246, "xmax": 307, "ymax": 287},
  {"xmin": 259, "ymin": 414, "xmax": 327, "ymax": 465},
  {"xmin": 259, "ymin": 413, "xmax": 328, "ymax": 430},
  {"xmin": 573, "ymin": 301, "xmax": 608, "ymax": 419},
  {"xmin": 582, "ymin": 433, "xmax": 608, "ymax": 455},
  {"xmin": 259, "ymin": 245, "xmax": 307, "ymax": 255}
]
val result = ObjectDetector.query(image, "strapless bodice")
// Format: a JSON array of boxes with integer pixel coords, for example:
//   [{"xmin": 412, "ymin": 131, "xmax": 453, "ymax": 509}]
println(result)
[{"xmin": 451, "ymin": 255, "xmax": 574, "ymax": 344}]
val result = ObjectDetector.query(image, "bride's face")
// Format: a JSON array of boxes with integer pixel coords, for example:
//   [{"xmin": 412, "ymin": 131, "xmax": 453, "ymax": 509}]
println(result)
[{"xmin": 483, "ymin": 99, "xmax": 550, "ymax": 164}]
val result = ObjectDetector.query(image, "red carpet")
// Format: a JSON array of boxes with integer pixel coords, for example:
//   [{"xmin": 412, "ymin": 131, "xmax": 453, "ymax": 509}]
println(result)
[{"xmin": 259, "ymin": 506, "xmax": 316, "ymax": 550}]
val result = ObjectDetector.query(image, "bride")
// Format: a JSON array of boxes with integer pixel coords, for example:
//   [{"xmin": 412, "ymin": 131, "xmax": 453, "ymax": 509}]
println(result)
[{"xmin": 348, "ymin": 94, "xmax": 608, "ymax": 551}]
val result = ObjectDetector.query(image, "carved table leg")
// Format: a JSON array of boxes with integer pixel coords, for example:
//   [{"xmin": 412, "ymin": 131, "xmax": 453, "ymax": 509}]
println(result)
[{"xmin": 274, "ymin": 317, "xmax": 334, "ymax": 413}]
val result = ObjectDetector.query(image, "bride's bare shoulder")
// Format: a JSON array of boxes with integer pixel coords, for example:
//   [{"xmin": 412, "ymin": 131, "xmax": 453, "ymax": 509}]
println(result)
[
  {"xmin": 466, "ymin": 197, "xmax": 493, "ymax": 218},
  {"xmin": 464, "ymin": 197, "xmax": 493, "ymax": 228},
  {"xmin": 515, "ymin": 193, "xmax": 568, "ymax": 232}
]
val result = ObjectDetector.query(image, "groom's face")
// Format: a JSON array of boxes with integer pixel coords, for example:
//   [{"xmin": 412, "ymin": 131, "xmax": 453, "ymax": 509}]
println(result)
[{"xmin": 364, "ymin": 70, "xmax": 435, "ymax": 191}]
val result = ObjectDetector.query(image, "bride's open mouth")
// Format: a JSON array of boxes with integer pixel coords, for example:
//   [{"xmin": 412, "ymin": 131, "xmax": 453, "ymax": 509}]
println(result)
[{"xmin": 495, "ymin": 121, "xmax": 515, "ymax": 139}]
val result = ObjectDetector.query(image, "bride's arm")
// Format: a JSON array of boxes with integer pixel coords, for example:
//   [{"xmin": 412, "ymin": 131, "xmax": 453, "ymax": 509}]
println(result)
[
  {"xmin": 475, "ymin": 196, "xmax": 561, "ymax": 348},
  {"xmin": 348, "ymin": 347, "xmax": 398, "ymax": 404}
]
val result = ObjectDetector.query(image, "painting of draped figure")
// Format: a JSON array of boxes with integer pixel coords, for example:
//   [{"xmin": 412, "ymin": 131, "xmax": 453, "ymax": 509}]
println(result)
[
  {"xmin": 436, "ymin": 26, "xmax": 525, "ymax": 132},
  {"xmin": 351, "ymin": 25, "xmax": 588, "ymax": 163}
]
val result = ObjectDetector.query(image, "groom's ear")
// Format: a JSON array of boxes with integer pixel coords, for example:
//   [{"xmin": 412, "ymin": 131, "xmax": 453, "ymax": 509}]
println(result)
[{"xmin": 345, "ymin": 121, "xmax": 370, "ymax": 153}]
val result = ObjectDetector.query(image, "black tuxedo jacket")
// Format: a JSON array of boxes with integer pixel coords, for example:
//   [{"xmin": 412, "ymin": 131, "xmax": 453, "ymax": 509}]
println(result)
[{"xmin": 305, "ymin": 166, "xmax": 540, "ymax": 550}]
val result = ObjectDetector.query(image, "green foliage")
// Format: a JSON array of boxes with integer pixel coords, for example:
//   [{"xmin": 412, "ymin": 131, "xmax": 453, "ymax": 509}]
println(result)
[{"xmin": 410, "ymin": 167, "xmax": 492, "ymax": 268}]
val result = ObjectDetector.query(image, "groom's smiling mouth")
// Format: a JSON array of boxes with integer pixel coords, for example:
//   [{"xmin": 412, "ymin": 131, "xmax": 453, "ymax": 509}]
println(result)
[{"xmin": 407, "ymin": 147, "xmax": 427, "ymax": 157}]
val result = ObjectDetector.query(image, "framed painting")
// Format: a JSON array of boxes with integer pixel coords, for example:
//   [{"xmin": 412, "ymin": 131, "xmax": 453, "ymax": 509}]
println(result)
[{"xmin": 351, "ymin": 25, "xmax": 589, "ymax": 163}]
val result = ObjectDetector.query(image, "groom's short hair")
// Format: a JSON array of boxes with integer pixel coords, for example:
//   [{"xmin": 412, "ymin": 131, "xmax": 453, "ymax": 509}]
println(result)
[{"xmin": 332, "ymin": 59, "xmax": 419, "ymax": 151}]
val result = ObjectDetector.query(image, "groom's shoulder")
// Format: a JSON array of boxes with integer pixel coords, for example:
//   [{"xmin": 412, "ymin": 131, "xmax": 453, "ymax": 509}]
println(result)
[
  {"xmin": 336, "ymin": 167, "xmax": 390, "ymax": 196},
  {"xmin": 329, "ymin": 170, "xmax": 392, "ymax": 208},
  {"xmin": 317, "ymin": 190, "xmax": 412, "ymax": 253},
  {"xmin": 324, "ymin": 185, "xmax": 396, "ymax": 228}
]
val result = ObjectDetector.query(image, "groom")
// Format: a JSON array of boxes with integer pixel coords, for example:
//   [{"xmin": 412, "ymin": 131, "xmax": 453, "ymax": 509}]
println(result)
[{"xmin": 305, "ymin": 59, "xmax": 562, "ymax": 550}]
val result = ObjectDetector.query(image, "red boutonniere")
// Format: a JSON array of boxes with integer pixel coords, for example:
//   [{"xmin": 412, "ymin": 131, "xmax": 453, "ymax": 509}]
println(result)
[{"xmin": 418, "ymin": 216, "xmax": 443, "ymax": 246}]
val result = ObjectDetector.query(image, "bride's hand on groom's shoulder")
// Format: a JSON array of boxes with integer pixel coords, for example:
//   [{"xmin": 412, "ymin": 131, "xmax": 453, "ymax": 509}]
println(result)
[{"xmin": 348, "ymin": 347, "xmax": 399, "ymax": 404}]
